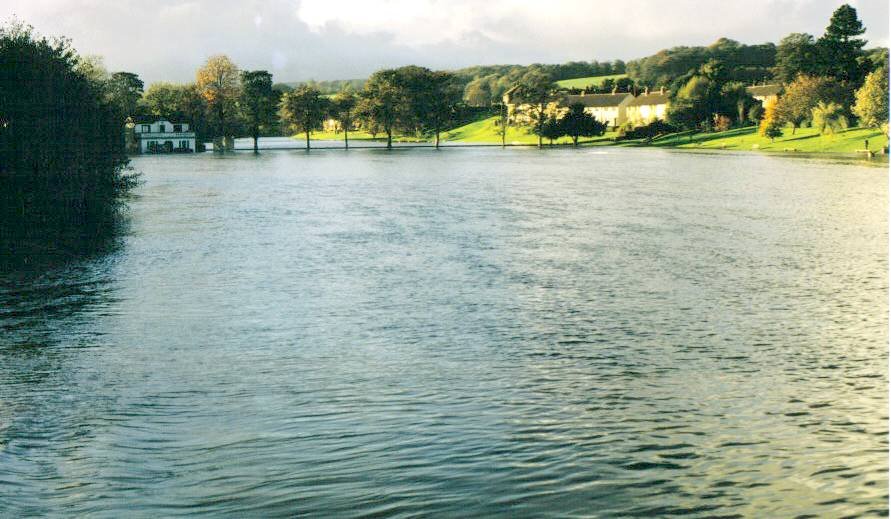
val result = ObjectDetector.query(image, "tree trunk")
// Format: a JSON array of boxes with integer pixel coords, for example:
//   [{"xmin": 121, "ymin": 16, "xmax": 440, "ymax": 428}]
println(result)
[
  {"xmin": 253, "ymin": 132, "xmax": 259, "ymax": 154},
  {"xmin": 305, "ymin": 130, "xmax": 310, "ymax": 150},
  {"xmin": 386, "ymin": 128, "xmax": 392, "ymax": 150},
  {"xmin": 573, "ymin": 135, "xmax": 579, "ymax": 147},
  {"xmin": 344, "ymin": 128, "xmax": 349, "ymax": 149},
  {"xmin": 435, "ymin": 130, "xmax": 440, "ymax": 149}
]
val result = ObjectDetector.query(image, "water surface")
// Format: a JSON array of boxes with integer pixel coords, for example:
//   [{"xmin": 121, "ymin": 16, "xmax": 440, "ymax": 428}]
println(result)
[{"xmin": 1, "ymin": 147, "xmax": 887, "ymax": 517}]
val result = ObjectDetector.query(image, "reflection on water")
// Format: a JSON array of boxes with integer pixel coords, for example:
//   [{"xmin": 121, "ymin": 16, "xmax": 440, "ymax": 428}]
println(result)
[{"xmin": 0, "ymin": 147, "xmax": 887, "ymax": 517}]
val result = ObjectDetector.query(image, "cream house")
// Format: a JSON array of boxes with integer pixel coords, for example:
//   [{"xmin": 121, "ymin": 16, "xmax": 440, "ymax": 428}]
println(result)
[
  {"xmin": 559, "ymin": 92, "xmax": 633, "ymax": 129},
  {"xmin": 745, "ymin": 84, "xmax": 782, "ymax": 106},
  {"xmin": 626, "ymin": 88, "xmax": 670, "ymax": 126}
]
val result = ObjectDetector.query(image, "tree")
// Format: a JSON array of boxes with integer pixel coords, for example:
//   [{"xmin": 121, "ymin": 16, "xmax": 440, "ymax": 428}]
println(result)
[
  {"xmin": 559, "ymin": 103, "xmax": 607, "ymax": 146},
  {"xmin": 421, "ymin": 70, "xmax": 462, "ymax": 148},
  {"xmin": 817, "ymin": 4, "xmax": 867, "ymax": 84},
  {"xmin": 516, "ymin": 70, "xmax": 557, "ymax": 148},
  {"xmin": 774, "ymin": 74, "xmax": 850, "ymax": 133},
  {"xmin": 0, "ymin": 21, "xmax": 131, "ymax": 233},
  {"xmin": 773, "ymin": 33, "xmax": 820, "ymax": 83},
  {"xmin": 357, "ymin": 69, "xmax": 401, "ymax": 149},
  {"xmin": 667, "ymin": 75, "xmax": 716, "ymax": 130},
  {"xmin": 280, "ymin": 85, "xmax": 329, "ymax": 150},
  {"xmin": 852, "ymin": 68, "xmax": 889, "ymax": 129},
  {"xmin": 721, "ymin": 81, "xmax": 753, "ymax": 125},
  {"xmin": 239, "ymin": 70, "xmax": 276, "ymax": 153},
  {"xmin": 537, "ymin": 116, "xmax": 563, "ymax": 146},
  {"xmin": 106, "ymin": 72, "xmax": 144, "ymax": 118},
  {"xmin": 759, "ymin": 99, "xmax": 783, "ymax": 141},
  {"xmin": 811, "ymin": 101, "xmax": 848, "ymax": 135},
  {"xmin": 747, "ymin": 103, "xmax": 765, "ymax": 125},
  {"xmin": 329, "ymin": 90, "xmax": 357, "ymax": 149},
  {"xmin": 196, "ymin": 55, "xmax": 241, "ymax": 145}
]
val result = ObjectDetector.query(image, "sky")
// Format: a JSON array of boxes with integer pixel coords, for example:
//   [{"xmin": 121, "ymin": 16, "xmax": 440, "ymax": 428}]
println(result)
[{"xmin": 4, "ymin": 0, "xmax": 889, "ymax": 84}]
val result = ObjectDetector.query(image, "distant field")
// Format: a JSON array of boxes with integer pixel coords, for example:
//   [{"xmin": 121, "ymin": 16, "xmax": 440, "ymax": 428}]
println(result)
[
  {"xmin": 556, "ymin": 74, "xmax": 627, "ymax": 89},
  {"xmin": 645, "ymin": 125, "xmax": 887, "ymax": 153}
]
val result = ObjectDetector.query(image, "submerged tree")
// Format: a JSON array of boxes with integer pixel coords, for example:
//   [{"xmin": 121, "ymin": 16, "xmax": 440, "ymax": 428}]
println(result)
[
  {"xmin": 280, "ymin": 85, "xmax": 329, "ymax": 150},
  {"xmin": 559, "ymin": 103, "xmax": 607, "ymax": 146},
  {"xmin": 329, "ymin": 89, "xmax": 357, "ymax": 149},
  {"xmin": 196, "ymin": 55, "xmax": 241, "ymax": 146},
  {"xmin": 537, "ymin": 115, "xmax": 563, "ymax": 146},
  {"xmin": 421, "ymin": 70, "xmax": 462, "ymax": 148},
  {"xmin": 357, "ymin": 69, "xmax": 401, "ymax": 149},
  {"xmin": 515, "ymin": 70, "xmax": 557, "ymax": 148},
  {"xmin": 239, "ymin": 70, "xmax": 276, "ymax": 153}
]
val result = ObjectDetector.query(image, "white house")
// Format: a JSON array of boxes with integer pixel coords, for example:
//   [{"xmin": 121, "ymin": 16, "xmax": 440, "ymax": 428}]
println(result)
[
  {"xmin": 133, "ymin": 119, "xmax": 196, "ymax": 153},
  {"xmin": 559, "ymin": 92, "xmax": 634, "ymax": 129}
]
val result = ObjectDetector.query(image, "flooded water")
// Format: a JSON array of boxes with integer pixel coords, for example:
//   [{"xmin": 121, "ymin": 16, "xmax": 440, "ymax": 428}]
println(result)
[{"xmin": 1, "ymin": 147, "xmax": 887, "ymax": 517}]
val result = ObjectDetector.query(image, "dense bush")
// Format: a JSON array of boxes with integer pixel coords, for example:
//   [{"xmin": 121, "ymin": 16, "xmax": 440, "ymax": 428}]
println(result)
[
  {"xmin": 0, "ymin": 22, "xmax": 134, "ymax": 255},
  {"xmin": 617, "ymin": 120, "xmax": 678, "ymax": 140}
]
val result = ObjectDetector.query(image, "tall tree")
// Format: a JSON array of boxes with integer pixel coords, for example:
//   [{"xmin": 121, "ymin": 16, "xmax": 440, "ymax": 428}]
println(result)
[
  {"xmin": 357, "ymin": 69, "xmax": 401, "ymax": 149},
  {"xmin": 817, "ymin": 4, "xmax": 867, "ymax": 84},
  {"xmin": 516, "ymin": 70, "xmax": 557, "ymax": 148},
  {"xmin": 106, "ymin": 72, "xmax": 144, "ymax": 118},
  {"xmin": 196, "ymin": 55, "xmax": 241, "ymax": 145},
  {"xmin": 773, "ymin": 33, "xmax": 820, "ymax": 83},
  {"xmin": 852, "ymin": 68, "xmax": 889, "ymax": 129},
  {"xmin": 421, "ymin": 71, "xmax": 462, "ymax": 148},
  {"xmin": 559, "ymin": 103, "xmax": 607, "ymax": 146},
  {"xmin": 280, "ymin": 85, "xmax": 329, "ymax": 150},
  {"xmin": 239, "ymin": 70, "xmax": 276, "ymax": 153},
  {"xmin": 330, "ymin": 90, "xmax": 357, "ymax": 149}
]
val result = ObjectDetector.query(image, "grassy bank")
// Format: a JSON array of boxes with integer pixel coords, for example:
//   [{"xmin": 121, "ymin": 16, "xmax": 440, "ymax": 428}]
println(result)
[
  {"xmin": 641, "ymin": 126, "xmax": 888, "ymax": 154},
  {"xmin": 301, "ymin": 119, "xmax": 888, "ymax": 155}
]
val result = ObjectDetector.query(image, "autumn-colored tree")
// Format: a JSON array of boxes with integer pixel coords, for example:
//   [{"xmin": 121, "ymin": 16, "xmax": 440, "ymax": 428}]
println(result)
[
  {"xmin": 852, "ymin": 68, "xmax": 889, "ymax": 129},
  {"xmin": 759, "ymin": 99, "xmax": 783, "ymax": 141},
  {"xmin": 774, "ymin": 74, "xmax": 850, "ymax": 133},
  {"xmin": 196, "ymin": 55, "xmax": 241, "ymax": 144}
]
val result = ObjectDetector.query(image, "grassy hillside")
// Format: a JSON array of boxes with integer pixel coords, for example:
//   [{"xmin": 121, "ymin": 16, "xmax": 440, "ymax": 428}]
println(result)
[
  {"xmin": 442, "ymin": 116, "xmax": 615, "ymax": 145},
  {"xmin": 646, "ymin": 126, "xmax": 888, "ymax": 153},
  {"xmin": 556, "ymin": 74, "xmax": 627, "ymax": 89}
]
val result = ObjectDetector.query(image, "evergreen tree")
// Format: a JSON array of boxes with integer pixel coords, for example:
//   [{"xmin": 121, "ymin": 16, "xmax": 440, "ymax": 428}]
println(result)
[
  {"xmin": 817, "ymin": 4, "xmax": 867, "ymax": 84},
  {"xmin": 559, "ymin": 103, "xmax": 607, "ymax": 146}
]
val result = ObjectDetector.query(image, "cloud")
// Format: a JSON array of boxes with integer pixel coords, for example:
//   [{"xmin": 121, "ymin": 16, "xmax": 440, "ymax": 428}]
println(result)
[{"xmin": 3, "ymin": 0, "xmax": 888, "ymax": 84}]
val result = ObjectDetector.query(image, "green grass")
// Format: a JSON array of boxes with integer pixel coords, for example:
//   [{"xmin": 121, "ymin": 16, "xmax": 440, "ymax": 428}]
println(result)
[
  {"xmin": 442, "ymin": 116, "xmax": 616, "ymax": 145},
  {"xmin": 555, "ymin": 74, "xmax": 627, "ymax": 89},
  {"xmin": 644, "ymin": 125, "xmax": 888, "ymax": 153}
]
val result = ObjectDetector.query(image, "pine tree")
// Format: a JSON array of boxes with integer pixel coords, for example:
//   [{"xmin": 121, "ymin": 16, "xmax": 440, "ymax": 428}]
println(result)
[{"xmin": 817, "ymin": 4, "xmax": 867, "ymax": 84}]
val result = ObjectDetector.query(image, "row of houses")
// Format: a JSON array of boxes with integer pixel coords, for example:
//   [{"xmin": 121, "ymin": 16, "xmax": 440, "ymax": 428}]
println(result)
[{"xmin": 503, "ymin": 84, "xmax": 782, "ymax": 130}]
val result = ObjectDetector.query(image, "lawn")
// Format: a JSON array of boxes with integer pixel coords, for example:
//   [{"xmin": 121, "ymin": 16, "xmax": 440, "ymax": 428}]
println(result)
[
  {"xmin": 645, "ymin": 125, "xmax": 888, "ymax": 154},
  {"xmin": 555, "ymin": 74, "xmax": 628, "ymax": 89},
  {"xmin": 442, "ymin": 116, "xmax": 616, "ymax": 145}
]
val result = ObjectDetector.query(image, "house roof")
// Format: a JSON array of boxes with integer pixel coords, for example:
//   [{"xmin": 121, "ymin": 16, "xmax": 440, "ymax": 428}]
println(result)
[
  {"xmin": 746, "ymin": 84, "xmax": 782, "ymax": 97},
  {"xmin": 627, "ymin": 92, "xmax": 670, "ymax": 107},
  {"xmin": 560, "ymin": 93, "xmax": 632, "ymax": 108}
]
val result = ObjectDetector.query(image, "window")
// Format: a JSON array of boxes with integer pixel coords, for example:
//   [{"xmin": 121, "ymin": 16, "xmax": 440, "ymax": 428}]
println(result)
[
  {"xmin": 141, "ymin": 124, "xmax": 150, "ymax": 132},
  {"xmin": 179, "ymin": 140, "xmax": 189, "ymax": 149},
  {"xmin": 158, "ymin": 123, "xmax": 166, "ymax": 133},
  {"xmin": 173, "ymin": 124, "xmax": 182, "ymax": 133}
]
